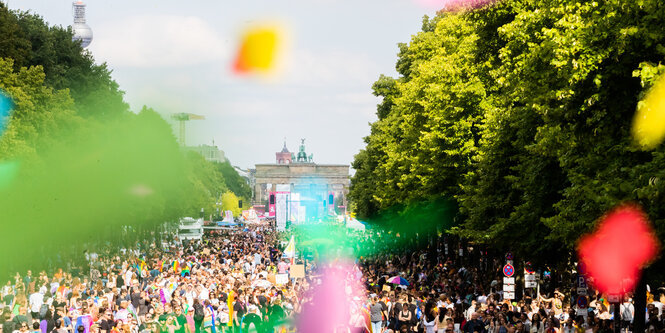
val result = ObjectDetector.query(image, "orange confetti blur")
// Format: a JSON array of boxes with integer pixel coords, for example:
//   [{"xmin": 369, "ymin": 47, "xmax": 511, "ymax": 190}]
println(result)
[{"xmin": 233, "ymin": 24, "xmax": 283, "ymax": 75}]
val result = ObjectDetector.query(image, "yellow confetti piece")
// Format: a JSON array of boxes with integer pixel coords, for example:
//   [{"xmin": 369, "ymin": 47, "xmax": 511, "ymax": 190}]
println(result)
[{"xmin": 633, "ymin": 75, "xmax": 665, "ymax": 150}]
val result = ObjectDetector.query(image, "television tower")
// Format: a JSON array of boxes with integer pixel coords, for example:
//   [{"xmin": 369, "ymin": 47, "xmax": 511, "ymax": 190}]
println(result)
[{"xmin": 71, "ymin": 1, "xmax": 93, "ymax": 48}]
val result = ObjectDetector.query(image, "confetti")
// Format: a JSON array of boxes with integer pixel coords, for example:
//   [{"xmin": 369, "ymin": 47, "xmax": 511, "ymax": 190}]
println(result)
[
  {"xmin": 233, "ymin": 23, "xmax": 283, "ymax": 75},
  {"xmin": 415, "ymin": 0, "xmax": 497, "ymax": 12},
  {"xmin": 297, "ymin": 260, "xmax": 364, "ymax": 333},
  {"xmin": 577, "ymin": 204, "xmax": 660, "ymax": 294},
  {"xmin": 633, "ymin": 75, "xmax": 665, "ymax": 149},
  {"xmin": 0, "ymin": 91, "xmax": 13, "ymax": 136}
]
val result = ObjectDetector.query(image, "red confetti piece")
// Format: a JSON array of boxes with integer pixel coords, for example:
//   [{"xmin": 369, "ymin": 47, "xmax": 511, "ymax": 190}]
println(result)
[
  {"xmin": 415, "ymin": 0, "xmax": 498, "ymax": 12},
  {"xmin": 578, "ymin": 204, "xmax": 660, "ymax": 294}
]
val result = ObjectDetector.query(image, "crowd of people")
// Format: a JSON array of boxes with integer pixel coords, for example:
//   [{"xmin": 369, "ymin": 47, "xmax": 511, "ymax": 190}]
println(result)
[
  {"xmin": 0, "ymin": 225, "xmax": 312, "ymax": 333},
  {"xmin": 346, "ymin": 230, "xmax": 665, "ymax": 333},
  {"xmin": 0, "ymin": 223, "xmax": 663, "ymax": 333}
]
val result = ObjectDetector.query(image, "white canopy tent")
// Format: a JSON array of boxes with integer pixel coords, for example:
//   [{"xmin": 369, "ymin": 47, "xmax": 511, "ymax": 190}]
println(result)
[{"xmin": 346, "ymin": 218, "xmax": 366, "ymax": 231}]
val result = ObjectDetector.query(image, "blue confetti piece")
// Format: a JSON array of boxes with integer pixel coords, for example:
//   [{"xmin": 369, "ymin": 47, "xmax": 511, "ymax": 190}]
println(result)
[{"xmin": 0, "ymin": 91, "xmax": 13, "ymax": 136}]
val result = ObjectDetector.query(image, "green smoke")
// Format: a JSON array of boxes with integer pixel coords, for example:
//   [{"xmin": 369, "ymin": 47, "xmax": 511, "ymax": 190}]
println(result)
[{"xmin": 0, "ymin": 109, "xmax": 189, "ymax": 277}]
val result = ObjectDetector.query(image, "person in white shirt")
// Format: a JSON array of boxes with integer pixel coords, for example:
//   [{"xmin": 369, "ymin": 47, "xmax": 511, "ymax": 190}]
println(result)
[
  {"xmin": 620, "ymin": 298, "xmax": 634, "ymax": 328},
  {"xmin": 125, "ymin": 268, "xmax": 133, "ymax": 288},
  {"xmin": 197, "ymin": 285, "xmax": 209, "ymax": 301},
  {"xmin": 465, "ymin": 301, "xmax": 476, "ymax": 320},
  {"xmin": 28, "ymin": 291, "xmax": 43, "ymax": 316},
  {"xmin": 651, "ymin": 299, "xmax": 663, "ymax": 317},
  {"xmin": 1, "ymin": 281, "xmax": 13, "ymax": 299},
  {"xmin": 184, "ymin": 285, "xmax": 195, "ymax": 307}
]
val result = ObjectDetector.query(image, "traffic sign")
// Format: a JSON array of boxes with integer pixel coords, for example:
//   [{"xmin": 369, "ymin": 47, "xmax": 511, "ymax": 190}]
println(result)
[
  {"xmin": 577, "ymin": 296, "xmax": 588, "ymax": 309},
  {"xmin": 524, "ymin": 262, "xmax": 535, "ymax": 274},
  {"xmin": 525, "ymin": 273, "xmax": 537, "ymax": 288},
  {"xmin": 503, "ymin": 264, "xmax": 515, "ymax": 277},
  {"xmin": 504, "ymin": 291, "xmax": 515, "ymax": 300},
  {"xmin": 503, "ymin": 277, "xmax": 515, "ymax": 285},
  {"xmin": 524, "ymin": 268, "xmax": 538, "ymax": 288},
  {"xmin": 503, "ymin": 284, "xmax": 515, "ymax": 292},
  {"xmin": 577, "ymin": 276, "xmax": 587, "ymax": 288},
  {"xmin": 505, "ymin": 252, "xmax": 514, "ymax": 261},
  {"xmin": 578, "ymin": 262, "xmax": 587, "ymax": 275},
  {"xmin": 577, "ymin": 288, "xmax": 587, "ymax": 296}
]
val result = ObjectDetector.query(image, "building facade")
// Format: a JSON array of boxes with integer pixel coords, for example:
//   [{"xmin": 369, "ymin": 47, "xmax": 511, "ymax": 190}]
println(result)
[
  {"xmin": 251, "ymin": 140, "xmax": 350, "ymax": 222},
  {"xmin": 186, "ymin": 144, "xmax": 226, "ymax": 163},
  {"xmin": 275, "ymin": 142, "xmax": 292, "ymax": 164}
]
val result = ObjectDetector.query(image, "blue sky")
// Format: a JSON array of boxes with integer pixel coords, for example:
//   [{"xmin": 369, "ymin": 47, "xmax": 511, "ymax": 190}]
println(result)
[{"xmin": 7, "ymin": 0, "xmax": 434, "ymax": 169}]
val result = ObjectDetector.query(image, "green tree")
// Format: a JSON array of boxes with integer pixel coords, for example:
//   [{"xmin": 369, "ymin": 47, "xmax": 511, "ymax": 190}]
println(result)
[
  {"xmin": 221, "ymin": 191, "xmax": 241, "ymax": 217},
  {"xmin": 0, "ymin": 5, "xmax": 128, "ymax": 119},
  {"xmin": 351, "ymin": 0, "xmax": 665, "ymax": 272},
  {"xmin": 182, "ymin": 150, "xmax": 228, "ymax": 219},
  {"xmin": 0, "ymin": 6, "xmax": 235, "ymax": 275},
  {"xmin": 215, "ymin": 161, "xmax": 251, "ymax": 200},
  {"xmin": 0, "ymin": 57, "xmax": 79, "ymax": 160}
]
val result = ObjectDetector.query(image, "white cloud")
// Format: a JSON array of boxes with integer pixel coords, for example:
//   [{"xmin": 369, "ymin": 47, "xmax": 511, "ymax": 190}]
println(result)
[
  {"xmin": 284, "ymin": 48, "xmax": 381, "ymax": 87},
  {"xmin": 335, "ymin": 92, "xmax": 378, "ymax": 106},
  {"xmin": 90, "ymin": 14, "xmax": 228, "ymax": 68}
]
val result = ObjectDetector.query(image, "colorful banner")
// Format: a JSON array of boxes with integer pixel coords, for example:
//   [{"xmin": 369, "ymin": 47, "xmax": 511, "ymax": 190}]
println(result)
[
  {"xmin": 276, "ymin": 192, "xmax": 288, "ymax": 231},
  {"xmin": 289, "ymin": 193, "xmax": 300, "ymax": 224},
  {"xmin": 269, "ymin": 192, "xmax": 276, "ymax": 217},
  {"xmin": 283, "ymin": 235, "xmax": 296, "ymax": 258}
]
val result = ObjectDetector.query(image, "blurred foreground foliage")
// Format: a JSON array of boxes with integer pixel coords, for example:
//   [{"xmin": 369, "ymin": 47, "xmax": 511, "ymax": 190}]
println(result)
[{"xmin": 0, "ymin": 4, "xmax": 246, "ymax": 276}]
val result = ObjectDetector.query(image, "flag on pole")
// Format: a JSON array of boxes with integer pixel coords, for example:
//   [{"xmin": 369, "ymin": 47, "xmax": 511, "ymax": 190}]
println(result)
[
  {"xmin": 138, "ymin": 260, "xmax": 146, "ymax": 275},
  {"xmin": 160, "ymin": 288, "xmax": 167, "ymax": 305},
  {"xmin": 361, "ymin": 304, "xmax": 372, "ymax": 333},
  {"xmin": 283, "ymin": 235, "xmax": 296, "ymax": 264}
]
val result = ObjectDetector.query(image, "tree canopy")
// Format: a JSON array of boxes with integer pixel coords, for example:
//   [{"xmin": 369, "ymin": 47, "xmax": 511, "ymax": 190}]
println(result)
[
  {"xmin": 0, "ymin": 4, "xmax": 247, "ymax": 275},
  {"xmin": 221, "ymin": 191, "xmax": 242, "ymax": 217},
  {"xmin": 351, "ymin": 0, "xmax": 665, "ymax": 270}
]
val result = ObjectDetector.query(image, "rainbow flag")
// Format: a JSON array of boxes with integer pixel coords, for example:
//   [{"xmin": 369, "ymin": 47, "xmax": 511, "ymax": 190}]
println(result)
[
  {"xmin": 173, "ymin": 260, "xmax": 180, "ymax": 272},
  {"xmin": 361, "ymin": 304, "xmax": 372, "ymax": 333},
  {"xmin": 57, "ymin": 286, "xmax": 67, "ymax": 298},
  {"xmin": 283, "ymin": 235, "xmax": 296, "ymax": 265},
  {"xmin": 284, "ymin": 236, "xmax": 295, "ymax": 258},
  {"xmin": 227, "ymin": 290, "xmax": 235, "ymax": 327},
  {"xmin": 138, "ymin": 260, "xmax": 146, "ymax": 275}
]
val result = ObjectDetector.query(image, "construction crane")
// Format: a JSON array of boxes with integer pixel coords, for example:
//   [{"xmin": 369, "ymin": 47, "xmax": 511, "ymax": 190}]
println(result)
[{"xmin": 171, "ymin": 113, "xmax": 205, "ymax": 146}]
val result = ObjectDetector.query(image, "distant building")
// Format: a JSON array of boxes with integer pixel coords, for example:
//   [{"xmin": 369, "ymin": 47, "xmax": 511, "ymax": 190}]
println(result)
[
  {"xmin": 234, "ymin": 166, "xmax": 250, "ymax": 180},
  {"xmin": 186, "ymin": 144, "xmax": 226, "ymax": 163},
  {"xmin": 275, "ymin": 142, "xmax": 292, "ymax": 164},
  {"xmin": 250, "ymin": 139, "xmax": 350, "ymax": 223}
]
